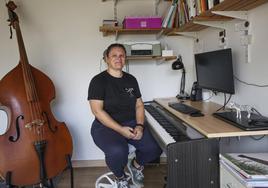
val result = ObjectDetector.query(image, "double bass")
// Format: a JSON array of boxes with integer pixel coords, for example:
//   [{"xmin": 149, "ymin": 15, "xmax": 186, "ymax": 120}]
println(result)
[{"xmin": 0, "ymin": 1, "xmax": 73, "ymax": 187}]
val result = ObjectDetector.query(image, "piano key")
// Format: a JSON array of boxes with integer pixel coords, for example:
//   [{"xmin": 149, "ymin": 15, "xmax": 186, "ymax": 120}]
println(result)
[
  {"xmin": 144, "ymin": 103, "xmax": 204, "ymax": 150},
  {"xmin": 145, "ymin": 110, "xmax": 175, "ymax": 146},
  {"xmin": 145, "ymin": 105, "xmax": 184, "ymax": 138}
]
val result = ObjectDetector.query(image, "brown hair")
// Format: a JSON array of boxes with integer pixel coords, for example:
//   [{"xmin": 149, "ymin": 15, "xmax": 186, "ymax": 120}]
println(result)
[{"xmin": 104, "ymin": 43, "xmax": 126, "ymax": 58}]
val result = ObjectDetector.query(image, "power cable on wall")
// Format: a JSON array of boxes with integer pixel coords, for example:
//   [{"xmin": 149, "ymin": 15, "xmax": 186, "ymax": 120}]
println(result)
[{"xmin": 234, "ymin": 75, "xmax": 268, "ymax": 87}]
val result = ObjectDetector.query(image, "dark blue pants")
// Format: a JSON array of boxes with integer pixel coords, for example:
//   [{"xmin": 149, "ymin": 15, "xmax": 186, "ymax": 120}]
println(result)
[{"xmin": 91, "ymin": 119, "xmax": 162, "ymax": 177}]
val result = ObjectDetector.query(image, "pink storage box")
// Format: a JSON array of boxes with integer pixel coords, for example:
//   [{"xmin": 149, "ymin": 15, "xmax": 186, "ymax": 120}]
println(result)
[{"xmin": 123, "ymin": 16, "xmax": 162, "ymax": 29}]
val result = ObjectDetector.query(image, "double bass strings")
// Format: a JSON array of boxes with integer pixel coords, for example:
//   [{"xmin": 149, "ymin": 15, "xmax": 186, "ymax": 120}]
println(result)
[{"xmin": 14, "ymin": 19, "xmax": 45, "ymax": 141}]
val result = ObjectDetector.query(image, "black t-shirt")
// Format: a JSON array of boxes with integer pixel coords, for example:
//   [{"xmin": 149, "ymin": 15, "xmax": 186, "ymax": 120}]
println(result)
[{"xmin": 88, "ymin": 71, "xmax": 141, "ymax": 123}]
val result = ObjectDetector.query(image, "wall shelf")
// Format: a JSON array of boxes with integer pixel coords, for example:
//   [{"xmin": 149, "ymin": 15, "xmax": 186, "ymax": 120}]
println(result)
[
  {"xmin": 99, "ymin": 26, "xmax": 164, "ymax": 36},
  {"xmin": 163, "ymin": 0, "xmax": 268, "ymax": 36},
  {"xmin": 99, "ymin": 0, "xmax": 268, "ymax": 37},
  {"xmin": 101, "ymin": 0, "xmax": 171, "ymax": 2},
  {"xmin": 126, "ymin": 55, "xmax": 176, "ymax": 61}
]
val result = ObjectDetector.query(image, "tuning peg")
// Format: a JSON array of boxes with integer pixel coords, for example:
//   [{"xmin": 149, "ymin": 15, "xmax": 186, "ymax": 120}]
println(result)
[{"xmin": 6, "ymin": 1, "xmax": 17, "ymax": 11}]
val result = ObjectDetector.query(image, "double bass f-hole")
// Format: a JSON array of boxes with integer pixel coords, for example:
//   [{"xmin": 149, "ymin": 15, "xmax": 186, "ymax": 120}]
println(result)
[
  {"xmin": 42, "ymin": 112, "xmax": 57, "ymax": 133},
  {"xmin": 9, "ymin": 115, "xmax": 24, "ymax": 142}
]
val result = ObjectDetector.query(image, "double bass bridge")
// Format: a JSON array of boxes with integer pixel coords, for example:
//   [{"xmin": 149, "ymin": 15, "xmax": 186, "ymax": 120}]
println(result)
[{"xmin": 25, "ymin": 119, "xmax": 45, "ymax": 131}]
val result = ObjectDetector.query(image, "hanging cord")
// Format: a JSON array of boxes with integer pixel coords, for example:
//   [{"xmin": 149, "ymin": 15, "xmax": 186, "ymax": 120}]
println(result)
[
  {"xmin": 249, "ymin": 106, "xmax": 266, "ymax": 141},
  {"xmin": 99, "ymin": 58, "xmax": 102, "ymax": 72},
  {"xmin": 202, "ymin": 91, "xmax": 214, "ymax": 101},
  {"xmin": 113, "ymin": 0, "xmax": 117, "ymax": 21},
  {"xmin": 154, "ymin": 0, "xmax": 160, "ymax": 15},
  {"xmin": 234, "ymin": 75, "xmax": 268, "ymax": 87},
  {"xmin": 125, "ymin": 60, "xmax": 129, "ymax": 73},
  {"xmin": 99, "ymin": 58, "xmax": 105, "ymax": 72},
  {"xmin": 215, "ymin": 94, "xmax": 232, "ymax": 112},
  {"xmin": 250, "ymin": 135, "xmax": 266, "ymax": 141},
  {"xmin": 251, "ymin": 107, "xmax": 263, "ymax": 116},
  {"xmin": 215, "ymin": 93, "xmax": 226, "ymax": 112},
  {"xmin": 224, "ymin": 94, "xmax": 232, "ymax": 110}
]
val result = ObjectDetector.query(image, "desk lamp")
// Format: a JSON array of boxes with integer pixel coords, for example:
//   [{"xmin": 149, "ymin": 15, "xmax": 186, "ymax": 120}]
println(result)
[{"xmin": 172, "ymin": 55, "xmax": 190, "ymax": 100}]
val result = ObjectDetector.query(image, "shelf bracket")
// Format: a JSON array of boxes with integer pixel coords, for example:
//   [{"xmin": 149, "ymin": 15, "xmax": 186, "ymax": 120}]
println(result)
[
  {"xmin": 212, "ymin": 11, "xmax": 248, "ymax": 21},
  {"xmin": 156, "ymin": 29, "xmax": 165, "ymax": 39},
  {"xmin": 194, "ymin": 20, "xmax": 227, "ymax": 30}
]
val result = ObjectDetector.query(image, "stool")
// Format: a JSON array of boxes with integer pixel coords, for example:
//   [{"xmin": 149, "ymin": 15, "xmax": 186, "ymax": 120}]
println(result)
[{"xmin": 95, "ymin": 144, "xmax": 137, "ymax": 188}]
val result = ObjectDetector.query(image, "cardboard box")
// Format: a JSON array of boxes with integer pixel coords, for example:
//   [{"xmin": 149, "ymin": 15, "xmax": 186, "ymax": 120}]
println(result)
[{"xmin": 123, "ymin": 16, "xmax": 162, "ymax": 29}]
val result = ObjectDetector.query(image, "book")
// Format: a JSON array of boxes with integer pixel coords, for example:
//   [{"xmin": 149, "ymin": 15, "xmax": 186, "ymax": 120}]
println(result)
[
  {"xmin": 200, "ymin": 0, "xmax": 208, "ymax": 13},
  {"xmin": 167, "ymin": 3, "xmax": 178, "ymax": 28},
  {"xmin": 221, "ymin": 160, "xmax": 268, "ymax": 187},
  {"xmin": 213, "ymin": 0, "xmax": 220, "ymax": 6},
  {"xmin": 187, "ymin": 0, "xmax": 196, "ymax": 19},
  {"xmin": 182, "ymin": 0, "xmax": 189, "ymax": 23},
  {"xmin": 208, "ymin": 0, "xmax": 214, "ymax": 10},
  {"xmin": 220, "ymin": 153, "xmax": 268, "ymax": 180},
  {"xmin": 195, "ymin": 0, "xmax": 202, "ymax": 16},
  {"xmin": 162, "ymin": 3, "xmax": 175, "ymax": 28}
]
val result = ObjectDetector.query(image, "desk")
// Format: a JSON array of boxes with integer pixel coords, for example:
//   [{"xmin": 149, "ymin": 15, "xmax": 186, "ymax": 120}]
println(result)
[
  {"xmin": 155, "ymin": 97, "xmax": 268, "ymax": 138},
  {"xmin": 146, "ymin": 97, "xmax": 268, "ymax": 188}
]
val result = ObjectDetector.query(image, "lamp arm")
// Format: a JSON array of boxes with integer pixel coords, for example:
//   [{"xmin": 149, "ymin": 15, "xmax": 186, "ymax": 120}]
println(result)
[{"xmin": 180, "ymin": 68, "xmax": 186, "ymax": 95}]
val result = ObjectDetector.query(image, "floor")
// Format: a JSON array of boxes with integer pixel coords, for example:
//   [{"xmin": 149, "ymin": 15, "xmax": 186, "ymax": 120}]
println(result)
[
  {"xmin": 0, "ymin": 164, "xmax": 166, "ymax": 188},
  {"xmin": 57, "ymin": 164, "xmax": 166, "ymax": 188}
]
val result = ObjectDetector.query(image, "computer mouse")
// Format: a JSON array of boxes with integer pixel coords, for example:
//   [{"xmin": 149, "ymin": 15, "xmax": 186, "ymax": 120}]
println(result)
[{"xmin": 190, "ymin": 112, "xmax": 204, "ymax": 117}]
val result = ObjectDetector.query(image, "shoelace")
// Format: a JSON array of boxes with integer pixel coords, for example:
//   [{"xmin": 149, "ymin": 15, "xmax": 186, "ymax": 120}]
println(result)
[
  {"xmin": 135, "ymin": 167, "xmax": 144, "ymax": 180},
  {"xmin": 118, "ymin": 180, "xmax": 129, "ymax": 188}
]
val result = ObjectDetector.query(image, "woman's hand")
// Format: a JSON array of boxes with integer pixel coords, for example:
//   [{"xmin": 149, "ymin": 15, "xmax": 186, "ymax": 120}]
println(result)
[
  {"xmin": 119, "ymin": 126, "xmax": 135, "ymax": 139},
  {"xmin": 133, "ymin": 126, "xmax": 143, "ymax": 140}
]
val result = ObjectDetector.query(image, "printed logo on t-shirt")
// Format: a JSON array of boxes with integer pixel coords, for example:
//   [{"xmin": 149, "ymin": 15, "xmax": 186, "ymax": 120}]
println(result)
[{"xmin": 124, "ymin": 87, "xmax": 135, "ymax": 97}]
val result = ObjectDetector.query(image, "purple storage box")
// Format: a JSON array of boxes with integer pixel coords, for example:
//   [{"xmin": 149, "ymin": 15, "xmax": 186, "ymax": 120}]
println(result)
[{"xmin": 123, "ymin": 16, "xmax": 162, "ymax": 29}]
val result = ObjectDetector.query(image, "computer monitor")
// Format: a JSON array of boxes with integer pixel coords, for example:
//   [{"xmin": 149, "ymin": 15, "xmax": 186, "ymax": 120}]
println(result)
[{"xmin": 195, "ymin": 48, "xmax": 235, "ymax": 94}]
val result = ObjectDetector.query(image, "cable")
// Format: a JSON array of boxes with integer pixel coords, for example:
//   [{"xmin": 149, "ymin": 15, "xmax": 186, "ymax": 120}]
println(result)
[
  {"xmin": 225, "ymin": 94, "xmax": 233, "ymax": 106},
  {"xmin": 250, "ymin": 135, "xmax": 266, "ymax": 141},
  {"xmin": 234, "ymin": 75, "xmax": 268, "ymax": 87},
  {"xmin": 99, "ymin": 58, "xmax": 104, "ymax": 72},
  {"xmin": 203, "ymin": 91, "xmax": 214, "ymax": 101},
  {"xmin": 251, "ymin": 107, "xmax": 263, "ymax": 116},
  {"xmin": 215, "ymin": 93, "xmax": 226, "ymax": 112},
  {"xmin": 125, "ymin": 61, "xmax": 129, "ymax": 73},
  {"xmin": 215, "ymin": 94, "xmax": 232, "ymax": 112},
  {"xmin": 223, "ymin": 93, "xmax": 227, "ymax": 110}
]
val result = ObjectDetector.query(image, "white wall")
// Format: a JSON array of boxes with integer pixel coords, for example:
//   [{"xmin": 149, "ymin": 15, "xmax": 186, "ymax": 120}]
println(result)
[
  {"xmin": 0, "ymin": 1, "xmax": 267, "ymax": 161},
  {"xmin": 196, "ymin": 3, "xmax": 268, "ymax": 116},
  {"xmin": 0, "ymin": 0, "xmax": 192, "ymax": 161}
]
